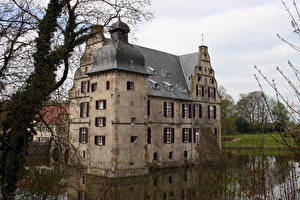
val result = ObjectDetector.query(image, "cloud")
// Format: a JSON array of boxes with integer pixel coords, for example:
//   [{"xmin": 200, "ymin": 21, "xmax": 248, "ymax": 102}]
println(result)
[{"xmin": 134, "ymin": 0, "xmax": 300, "ymax": 101}]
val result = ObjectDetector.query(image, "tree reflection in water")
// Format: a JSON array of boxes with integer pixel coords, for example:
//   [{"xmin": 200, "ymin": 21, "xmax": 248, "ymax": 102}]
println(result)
[{"xmin": 68, "ymin": 154, "xmax": 300, "ymax": 200}]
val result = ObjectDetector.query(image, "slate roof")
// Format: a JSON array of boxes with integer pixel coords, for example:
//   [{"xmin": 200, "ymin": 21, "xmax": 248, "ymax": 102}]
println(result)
[{"xmin": 88, "ymin": 40, "xmax": 200, "ymax": 100}]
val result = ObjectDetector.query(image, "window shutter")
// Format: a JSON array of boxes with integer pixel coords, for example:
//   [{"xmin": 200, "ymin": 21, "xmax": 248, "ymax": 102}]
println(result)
[
  {"xmin": 103, "ymin": 100, "xmax": 106, "ymax": 109},
  {"xmin": 213, "ymin": 106, "xmax": 217, "ymax": 119},
  {"xmin": 87, "ymin": 81, "xmax": 90, "ymax": 92},
  {"xmin": 163, "ymin": 102, "xmax": 167, "ymax": 117},
  {"xmin": 86, "ymin": 102, "xmax": 89, "ymax": 117},
  {"xmin": 86, "ymin": 128, "xmax": 88, "ymax": 144},
  {"xmin": 200, "ymin": 104, "xmax": 202, "ymax": 118},
  {"xmin": 95, "ymin": 101, "xmax": 99, "ymax": 110},
  {"xmin": 95, "ymin": 118, "xmax": 98, "ymax": 127},
  {"xmin": 79, "ymin": 128, "xmax": 82, "ymax": 143},
  {"xmin": 193, "ymin": 129, "xmax": 196, "ymax": 143},
  {"xmin": 94, "ymin": 136, "xmax": 97, "ymax": 145},
  {"xmin": 127, "ymin": 81, "xmax": 130, "ymax": 90},
  {"xmin": 192, "ymin": 104, "xmax": 196, "ymax": 118},
  {"xmin": 208, "ymin": 87, "xmax": 210, "ymax": 97},
  {"xmin": 163, "ymin": 128, "xmax": 167, "ymax": 143},
  {"xmin": 182, "ymin": 128, "xmax": 185, "ymax": 142},
  {"xmin": 147, "ymin": 128, "xmax": 151, "ymax": 144},
  {"xmin": 202, "ymin": 86, "xmax": 204, "ymax": 96},
  {"xmin": 103, "ymin": 136, "xmax": 105, "ymax": 145},
  {"xmin": 196, "ymin": 84, "xmax": 199, "ymax": 96},
  {"xmin": 81, "ymin": 82, "xmax": 84, "ymax": 93},
  {"xmin": 213, "ymin": 88, "xmax": 216, "ymax": 98},
  {"xmin": 208, "ymin": 106, "xmax": 210, "ymax": 119},
  {"xmin": 182, "ymin": 104, "xmax": 185, "ymax": 118},
  {"xmin": 80, "ymin": 103, "xmax": 83, "ymax": 117},
  {"xmin": 171, "ymin": 128, "xmax": 175, "ymax": 143},
  {"xmin": 188, "ymin": 104, "xmax": 192, "ymax": 118},
  {"xmin": 171, "ymin": 102, "xmax": 174, "ymax": 117},
  {"xmin": 147, "ymin": 100, "xmax": 150, "ymax": 116},
  {"xmin": 103, "ymin": 117, "xmax": 106, "ymax": 127},
  {"xmin": 189, "ymin": 128, "xmax": 192, "ymax": 142}
]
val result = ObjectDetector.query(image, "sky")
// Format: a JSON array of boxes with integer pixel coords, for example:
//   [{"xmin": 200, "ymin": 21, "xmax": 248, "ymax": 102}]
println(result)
[{"xmin": 132, "ymin": 0, "xmax": 300, "ymax": 102}]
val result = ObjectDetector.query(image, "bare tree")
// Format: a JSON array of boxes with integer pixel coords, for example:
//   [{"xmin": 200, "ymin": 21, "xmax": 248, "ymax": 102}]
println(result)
[{"xmin": 0, "ymin": 0, "xmax": 152, "ymax": 199}]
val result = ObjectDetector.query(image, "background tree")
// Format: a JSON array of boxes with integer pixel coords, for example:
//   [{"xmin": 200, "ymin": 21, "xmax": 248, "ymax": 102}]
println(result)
[
  {"xmin": 219, "ymin": 86, "xmax": 237, "ymax": 135},
  {"xmin": 0, "ymin": 0, "xmax": 152, "ymax": 199}
]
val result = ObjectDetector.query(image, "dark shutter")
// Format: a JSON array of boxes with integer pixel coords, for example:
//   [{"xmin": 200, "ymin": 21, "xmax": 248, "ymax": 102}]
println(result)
[
  {"xmin": 81, "ymin": 82, "xmax": 84, "ymax": 93},
  {"xmin": 163, "ymin": 128, "xmax": 167, "ymax": 143},
  {"xmin": 79, "ymin": 128, "xmax": 82, "ymax": 143},
  {"xmin": 182, "ymin": 128, "xmax": 185, "ymax": 142},
  {"xmin": 86, "ymin": 128, "xmax": 88, "ymax": 143},
  {"xmin": 95, "ymin": 101, "xmax": 99, "ymax": 110},
  {"xmin": 86, "ymin": 102, "xmax": 89, "ymax": 117},
  {"xmin": 208, "ymin": 87, "xmax": 210, "ymax": 97},
  {"xmin": 103, "ymin": 100, "xmax": 106, "ymax": 109},
  {"xmin": 163, "ymin": 102, "xmax": 167, "ymax": 117},
  {"xmin": 193, "ymin": 129, "xmax": 196, "ymax": 142},
  {"xmin": 94, "ymin": 136, "xmax": 98, "ymax": 145},
  {"xmin": 189, "ymin": 128, "xmax": 192, "ymax": 142},
  {"xmin": 103, "ymin": 117, "xmax": 106, "ymax": 127},
  {"xmin": 102, "ymin": 136, "xmax": 105, "ymax": 145},
  {"xmin": 147, "ymin": 127, "xmax": 151, "ymax": 144},
  {"xmin": 171, "ymin": 102, "xmax": 174, "ymax": 117},
  {"xmin": 95, "ymin": 118, "xmax": 98, "ymax": 127},
  {"xmin": 182, "ymin": 104, "xmax": 185, "ymax": 118},
  {"xmin": 200, "ymin": 104, "xmax": 202, "ymax": 118},
  {"xmin": 202, "ymin": 86, "xmax": 204, "ymax": 96},
  {"xmin": 171, "ymin": 128, "xmax": 175, "ymax": 143},
  {"xmin": 87, "ymin": 81, "xmax": 90, "ymax": 92},
  {"xmin": 106, "ymin": 81, "xmax": 110, "ymax": 90},
  {"xmin": 192, "ymin": 104, "xmax": 196, "ymax": 118},
  {"xmin": 196, "ymin": 84, "xmax": 199, "ymax": 96},
  {"xmin": 188, "ymin": 104, "xmax": 192, "ymax": 118},
  {"xmin": 127, "ymin": 81, "xmax": 130, "ymax": 90},
  {"xmin": 213, "ymin": 106, "xmax": 217, "ymax": 119},
  {"xmin": 147, "ymin": 100, "xmax": 150, "ymax": 116},
  {"xmin": 80, "ymin": 103, "xmax": 83, "ymax": 117},
  {"xmin": 208, "ymin": 106, "xmax": 210, "ymax": 119},
  {"xmin": 213, "ymin": 88, "xmax": 216, "ymax": 98}
]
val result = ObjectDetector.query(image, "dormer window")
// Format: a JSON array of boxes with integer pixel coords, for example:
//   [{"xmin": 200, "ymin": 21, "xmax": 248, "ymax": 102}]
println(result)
[
  {"xmin": 161, "ymin": 69, "xmax": 171, "ymax": 78},
  {"xmin": 147, "ymin": 67, "xmax": 157, "ymax": 75},
  {"xmin": 149, "ymin": 79, "xmax": 160, "ymax": 89},
  {"xmin": 166, "ymin": 72, "xmax": 171, "ymax": 78},
  {"xmin": 163, "ymin": 81, "xmax": 174, "ymax": 91}
]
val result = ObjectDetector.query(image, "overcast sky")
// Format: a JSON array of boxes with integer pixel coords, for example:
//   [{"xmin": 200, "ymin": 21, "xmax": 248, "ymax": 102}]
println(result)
[{"xmin": 133, "ymin": 0, "xmax": 300, "ymax": 101}]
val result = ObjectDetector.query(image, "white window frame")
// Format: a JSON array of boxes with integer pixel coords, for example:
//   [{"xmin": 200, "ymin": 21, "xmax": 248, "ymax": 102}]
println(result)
[
  {"xmin": 183, "ymin": 128, "xmax": 189, "ymax": 143},
  {"xmin": 194, "ymin": 128, "xmax": 200, "ymax": 143},
  {"xmin": 166, "ymin": 102, "xmax": 171, "ymax": 117},
  {"xmin": 166, "ymin": 128, "xmax": 172, "ymax": 144},
  {"xmin": 183, "ymin": 104, "xmax": 189, "ymax": 118}
]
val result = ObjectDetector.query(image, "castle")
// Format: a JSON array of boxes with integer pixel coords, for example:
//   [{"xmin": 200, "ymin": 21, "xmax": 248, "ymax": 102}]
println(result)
[{"xmin": 68, "ymin": 19, "xmax": 221, "ymax": 177}]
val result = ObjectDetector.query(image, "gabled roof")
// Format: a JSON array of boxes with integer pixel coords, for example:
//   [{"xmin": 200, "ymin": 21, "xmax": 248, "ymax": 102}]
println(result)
[{"xmin": 36, "ymin": 105, "xmax": 69, "ymax": 125}]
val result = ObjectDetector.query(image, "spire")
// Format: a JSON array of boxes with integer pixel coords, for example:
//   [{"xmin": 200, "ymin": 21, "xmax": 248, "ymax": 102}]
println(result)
[{"xmin": 109, "ymin": 18, "xmax": 130, "ymax": 43}]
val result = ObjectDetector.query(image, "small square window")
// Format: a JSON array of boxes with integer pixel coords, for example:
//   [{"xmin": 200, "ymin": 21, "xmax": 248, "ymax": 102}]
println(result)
[
  {"xmin": 96, "ymin": 100, "xmax": 106, "ymax": 110},
  {"xmin": 131, "ymin": 136, "xmax": 138, "ymax": 143},
  {"xmin": 183, "ymin": 151, "xmax": 188, "ymax": 159},
  {"xmin": 95, "ymin": 117, "xmax": 106, "ymax": 127},
  {"xmin": 131, "ymin": 117, "xmax": 136, "ymax": 124},
  {"xmin": 94, "ymin": 136, "xmax": 105, "ymax": 146},
  {"xmin": 153, "ymin": 152, "xmax": 158, "ymax": 161},
  {"xmin": 106, "ymin": 81, "xmax": 110, "ymax": 90},
  {"xmin": 127, "ymin": 81, "xmax": 134, "ymax": 90},
  {"xmin": 91, "ymin": 83, "xmax": 97, "ymax": 92},
  {"xmin": 169, "ymin": 152, "xmax": 173, "ymax": 160}
]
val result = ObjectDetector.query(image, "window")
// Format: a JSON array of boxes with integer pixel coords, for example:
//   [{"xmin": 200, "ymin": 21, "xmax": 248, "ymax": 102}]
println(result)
[
  {"xmin": 198, "ymin": 76, "xmax": 201, "ymax": 82},
  {"xmin": 168, "ymin": 176, "xmax": 173, "ymax": 183},
  {"xmin": 95, "ymin": 100, "xmax": 106, "ymax": 110},
  {"xmin": 208, "ymin": 87, "xmax": 216, "ymax": 98},
  {"xmin": 182, "ymin": 128, "xmax": 192, "ymax": 143},
  {"xmin": 193, "ymin": 104, "xmax": 202, "ymax": 118},
  {"xmin": 169, "ymin": 152, "xmax": 173, "ymax": 160},
  {"xmin": 208, "ymin": 105, "xmax": 217, "ymax": 119},
  {"xmin": 94, "ymin": 136, "xmax": 105, "ymax": 146},
  {"xmin": 163, "ymin": 191, "xmax": 174, "ymax": 200},
  {"xmin": 182, "ymin": 104, "xmax": 191, "ymax": 118},
  {"xmin": 210, "ymin": 78, "xmax": 215, "ymax": 84},
  {"xmin": 214, "ymin": 128, "xmax": 218, "ymax": 138},
  {"xmin": 131, "ymin": 136, "xmax": 138, "ymax": 143},
  {"xmin": 164, "ymin": 128, "xmax": 175, "ymax": 144},
  {"xmin": 199, "ymin": 66, "xmax": 202, "ymax": 72},
  {"xmin": 91, "ymin": 83, "xmax": 97, "ymax": 92},
  {"xmin": 153, "ymin": 152, "xmax": 158, "ymax": 161},
  {"xmin": 95, "ymin": 117, "xmax": 106, "ymax": 127},
  {"xmin": 106, "ymin": 81, "xmax": 110, "ymax": 90},
  {"xmin": 83, "ymin": 150, "xmax": 86, "ymax": 158},
  {"xmin": 147, "ymin": 127, "xmax": 151, "ymax": 144},
  {"xmin": 163, "ymin": 102, "xmax": 174, "ymax": 117},
  {"xmin": 194, "ymin": 128, "xmax": 201, "ymax": 143},
  {"xmin": 127, "ymin": 81, "xmax": 134, "ymax": 90},
  {"xmin": 79, "ymin": 127, "xmax": 88, "ymax": 143},
  {"xmin": 80, "ymin": 102, "xmax": 89, "ymax": 118},
  {"xmin": 147, "ymin": 100, "xmax": 150, "ymax": 116},
  {"xmin": 183, "ymin": 151, "xmax": 188, "ymax": 159},
  {"xmin": 81, "ymin": 81, "xmax": 90, "ymax": 93},
  {"xmin": 131, "ymin": 117, "xmax": 136, "ymax": 124}
]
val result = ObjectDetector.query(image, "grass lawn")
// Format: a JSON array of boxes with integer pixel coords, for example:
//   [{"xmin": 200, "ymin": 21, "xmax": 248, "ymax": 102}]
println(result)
[{"xmin": 222, "ymin": 133, "xmax": 295, "ymax": 149}]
